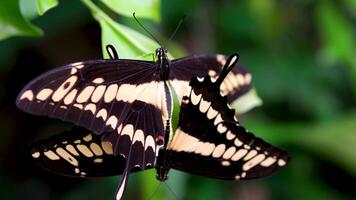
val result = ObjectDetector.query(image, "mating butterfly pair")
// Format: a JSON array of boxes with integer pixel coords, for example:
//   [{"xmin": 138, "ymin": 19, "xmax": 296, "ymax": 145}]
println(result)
[{"xmin": 17, "ymin": 46, "xmax": 289, "ymax": 199}]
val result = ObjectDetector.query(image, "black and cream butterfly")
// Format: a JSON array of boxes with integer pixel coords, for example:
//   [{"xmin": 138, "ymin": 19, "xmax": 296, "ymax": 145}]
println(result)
[{"xmin": 17, "ymin": 46, "xmax": 286, "ymax": 199}]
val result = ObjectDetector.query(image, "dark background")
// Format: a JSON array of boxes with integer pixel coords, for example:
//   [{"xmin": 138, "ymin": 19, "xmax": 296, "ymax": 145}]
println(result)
[{"xmin": 1, "ymin": 0, "xmax": 356, "ymax": 199}]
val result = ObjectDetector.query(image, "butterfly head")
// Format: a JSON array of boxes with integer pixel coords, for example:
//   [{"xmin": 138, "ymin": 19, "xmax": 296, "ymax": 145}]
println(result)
[{"xmin": 156, "ymin": 47, "xmax": 168, "ymax": 61}]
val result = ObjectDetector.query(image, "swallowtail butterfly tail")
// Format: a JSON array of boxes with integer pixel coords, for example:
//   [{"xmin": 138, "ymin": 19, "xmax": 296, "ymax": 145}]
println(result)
[{"xmin": 26, "ymin": 52, "xmax": 289, "ymax": 199}]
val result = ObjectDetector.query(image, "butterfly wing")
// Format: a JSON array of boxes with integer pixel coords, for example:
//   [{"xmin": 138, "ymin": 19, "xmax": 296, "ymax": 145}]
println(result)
[
  {"xmin": 17, "ymin": 59, "xmax": 170, "ymax": 199},
  {"xmin": 17, "ymin": 59, "xmax": 162, "ymax": 156},
  {"xmin": 167, "ymin": 75, "xmax": 289, "ymax": 180},
  {"xmin": 31, "ymin": 127, "xmax": 151, "ymax": 177},
  {"xmin": 170, "ymin": 55, "xmax": 252, "ymax": 104}
]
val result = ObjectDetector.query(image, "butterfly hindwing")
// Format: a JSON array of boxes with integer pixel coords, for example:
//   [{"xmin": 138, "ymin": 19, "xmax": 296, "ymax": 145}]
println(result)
[
  {"xmin": 167, "ymin": 55, "xmax": 289, "ymax": 180},
  {"xmin": 31, "ymin": 127, "xmax": 153, "ymax": 177}
]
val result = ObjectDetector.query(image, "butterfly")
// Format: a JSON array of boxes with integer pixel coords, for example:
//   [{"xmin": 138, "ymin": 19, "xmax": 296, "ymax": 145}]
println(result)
[{"xmin": 26, "ymin": 51, "xmax": 289, "ymax": 199}]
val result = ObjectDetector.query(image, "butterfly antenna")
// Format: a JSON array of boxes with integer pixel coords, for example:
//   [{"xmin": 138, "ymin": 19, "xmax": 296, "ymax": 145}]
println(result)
[
  {"xmin": 167, "ymin": 15, "xmax": 186, "ymax": 44},
  {"xmin": 215, "ymin": 53, "xmax": 240, "ymax": 87},
  {"xmin": 133, "ymin": 12, "xmax": 161, "ymax": 46}
]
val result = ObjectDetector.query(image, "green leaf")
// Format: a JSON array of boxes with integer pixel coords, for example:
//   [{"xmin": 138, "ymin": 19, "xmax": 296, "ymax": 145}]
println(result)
[
  {"xmin": 246, "ymin": 112, "xmax": 356, "ymax": 177},
  {"xmin": 0, "ymin": 0, "xmax": 42, "ymax": 40},
  {"xmin": 316, "ymin": 1, "xmax": 355, "ymax": 64},
  {"xmin": 82, "ymin": 0, "xmax": 165, "ymax": 60},
  {"xmin": 37, "ymin": 0, "xmax": 58, "ymax": 16},
  {"xmin": 232, "ymin": 88, "xmax": 262, "ymax": 114},
  {"xmin": 100, "ymin": 0, "xmax": 160, "ymax": 21}
]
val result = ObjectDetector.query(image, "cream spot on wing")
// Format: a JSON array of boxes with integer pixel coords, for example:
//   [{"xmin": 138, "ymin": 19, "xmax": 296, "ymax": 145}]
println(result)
[
  {"xmin": 243, "ymin": 154, "xmax": 266, "ymax": 171},
  {"xmin": 94, "ymin": 158, "xmax": 103, "ymax": 163},
  {"xmin": 169, "ymin": 128, "xmax": 199, "ymax": 152},
  {"xmin": 208, "ymin": 70, "xmax": 217, "ymax": 76},
  {"xmin": 76, "ymin": 86, "xmax": 95, "ymax": 103},
  {"xmin": 75, "ymin": 168, "xmax": 80, "ymax": 174},
  {"xmin": 116, "ymin": 84, "xmax": 135, "ymax": 102},
  {"xmin": 90, "ymin": 143, "xmax": 103, "ymax": 156},
  {"xmin": 197, "ymin": 76, "xmax": 204, "ymax": 82},
  {"xmin": 71, "ymin": 68, "xmax": 77, "ymax": 74},
  {"xmin": 216, "ymin": 54, "xmax": 226, "ymax": 66},
  {"xmin": 145, "ymin": 135, "xmax": 155, "ymax": 150},
  {"xmin": 83, "ymin": 134, "xmax": 92, "ymax": 142},
  {"xmin": 235, "ymin": 175, "xmax": 240, "ymax": 180},
  {"xmin": 220, "ymin": 82, "xmax": 229, "ymax": 96},
  {"xmin": 201, "ymin": 143, "xmax": 215, "ymax": 156},
  {"xmin": 213, "ymin": 114, "xmax": 223, "ymax": 126},
  {"xmin": 20, "ymin": 90, "xmax": 34, "ymax": 101},
  {"xmin": 73, "ymin": 103, "xmax": 83, "ymax": 109},
  {"xmin": 244, "ymin": 73, "xmax": 252, "ymax": 84},
  {"xmin": 212, "ymin": 144, "xmax": 226, "ymax": 158},
  {"xmin": 44, "ymin": 150, "xmax": 60, "ymax": 160},
  {"xmin": 52, "ymin": 76, "xmax": 77, "ymax": 102},
  {"xmin": 226, "ymin": 73, "xmax": 238, "ymax": 88},
  {"xmin": 207, "ymin": 107, "xmax": 218, "ymax": 119},
  {"xmin": 56, "ymin": 147, "xmax": 79, "ymax": 166},
  {"xmin": 221, "ymin": 161, "xmax": 231, "ymax": 166},
  {"xmin": 231, "ymin": 149, "xmax": 248, "ymax": 161},
  {"xmin": 101, "ymin": 141, "xmax": 113, "ymax": 155},
  {"xmin": 60, "ymin": 105, "xmax": 67, "ymax": 109},
  {"xmin": 63, "ymin": 89, "xmax": 77, "ymax": 105},
  {"xmin": 91, "ymin": 85, "xmax": 106, "ymax": 102},
  {"xmin": 96, "ymin": 109, "xmax": 107, "ymax": 121},
  {"xmin": 106, "ymin": 115, "xmax": 118, "ymax": 129},
  {"xmin": 278, "ymin": 159, "xmax": 287, "ymax": 166},
  {"xmin": 32, "ymin": 152, "xmax": 40, "ymax": 158},
  {"xmin": 226, "ymin": 131, "xmax": 235, "ymax": 140},
  {"xmin": 243, "ymin": 150, "xmax": 258, "ymax": 161},
  {"xmin": 65, "ymin": 144, "xmax": 79, "ymax": 156},
  {"xmin": 217, "ymin": 124, "xmax": 227, "ymax": 133},
  {"xmin": 92, "ymin": 77, "xmax": 104, "ymax": 84},
  {"xmin": 199, "ymin": 98, "xmax": 211, "ymax": 113},
  {"xmin": 223, "ymin": 146, "xmax": 236, "ymax": 159},
  {"xmin": 104, "ymin": 84, "xmax": 118, "ymax": 103},
  {"xmin": 133, "ymin": 130, "xmax": 145, "ymax": 144},
  {"xmin": 36, "ymin": 88, "xmax": 53, "ymax": 101},
  {"xmin": 191, "ymin": 89, "xmax": 202, "ymax": 105},
  {"xmin": 76, "ymin": 144, "xmax": 94, "ymax": 157},
  {"xmin": 75, "ymin": 63, "xmax": 84, "ymax": 69},
  {"xmin": 241, "ymin": 172, "xmax": 246, "ymax": 178},
  {"xmin": 260, "ymin": 157, "xmax": 276, "ymax": 167},
  {"xmin": 84, "ymin": 103, "xmax": 96, "ymax": 114},
  {"xmin": 234, "ymin": 138, "xmax": 243, "ymax": 146},
  {"xmin": 121, "ymin": 124, "xmax": 134, "ymax": 140},
  {"xmin": 236, "ymin": 74, "xmax": 245, "ymax": 85}
]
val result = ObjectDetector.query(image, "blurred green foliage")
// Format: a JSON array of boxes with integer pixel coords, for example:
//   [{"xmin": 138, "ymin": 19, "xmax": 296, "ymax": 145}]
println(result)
[{"xmin": 0, "ymin": 0, "xmax": 356, "ymax": 200}]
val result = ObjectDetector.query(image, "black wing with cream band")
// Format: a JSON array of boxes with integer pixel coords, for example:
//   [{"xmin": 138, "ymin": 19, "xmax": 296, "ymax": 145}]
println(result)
[
  {"xmin": 30, "ymin": 127, "xmax": 153, "ymax": 177},
  {"xmin": 17, "ymin": 48, "xmax": 256, "ymax": 200},
  {"xmin": 16, "ymin": 59, "xmax": 169, "ymax": 200},
  {"xmin": 170, "ymin": 54, "xmax": 252, "ymax": 104},
  {"xmin": 167, "ymin": 54, "xmax": 289, "ymax": 180},
  {"xmin": 16, "ymin": 60, "xmax": 165, "ymax": 157}
]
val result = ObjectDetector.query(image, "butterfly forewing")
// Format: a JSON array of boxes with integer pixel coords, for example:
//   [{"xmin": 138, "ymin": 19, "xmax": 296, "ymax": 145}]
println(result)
[
  {"xmin": 31, "ymin": 127, "xmax": 153, "ymax": 177},
  {"xmin": 17, "ymin": 59, "xmax": 165, "ymax": 157},
  {"xmin": 167, "ymin": 76, "xmax": 289, "ymax": 180},
  {"xmin": 170, "ymin": 55, "xmax": 252, "ymax": 104}
]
